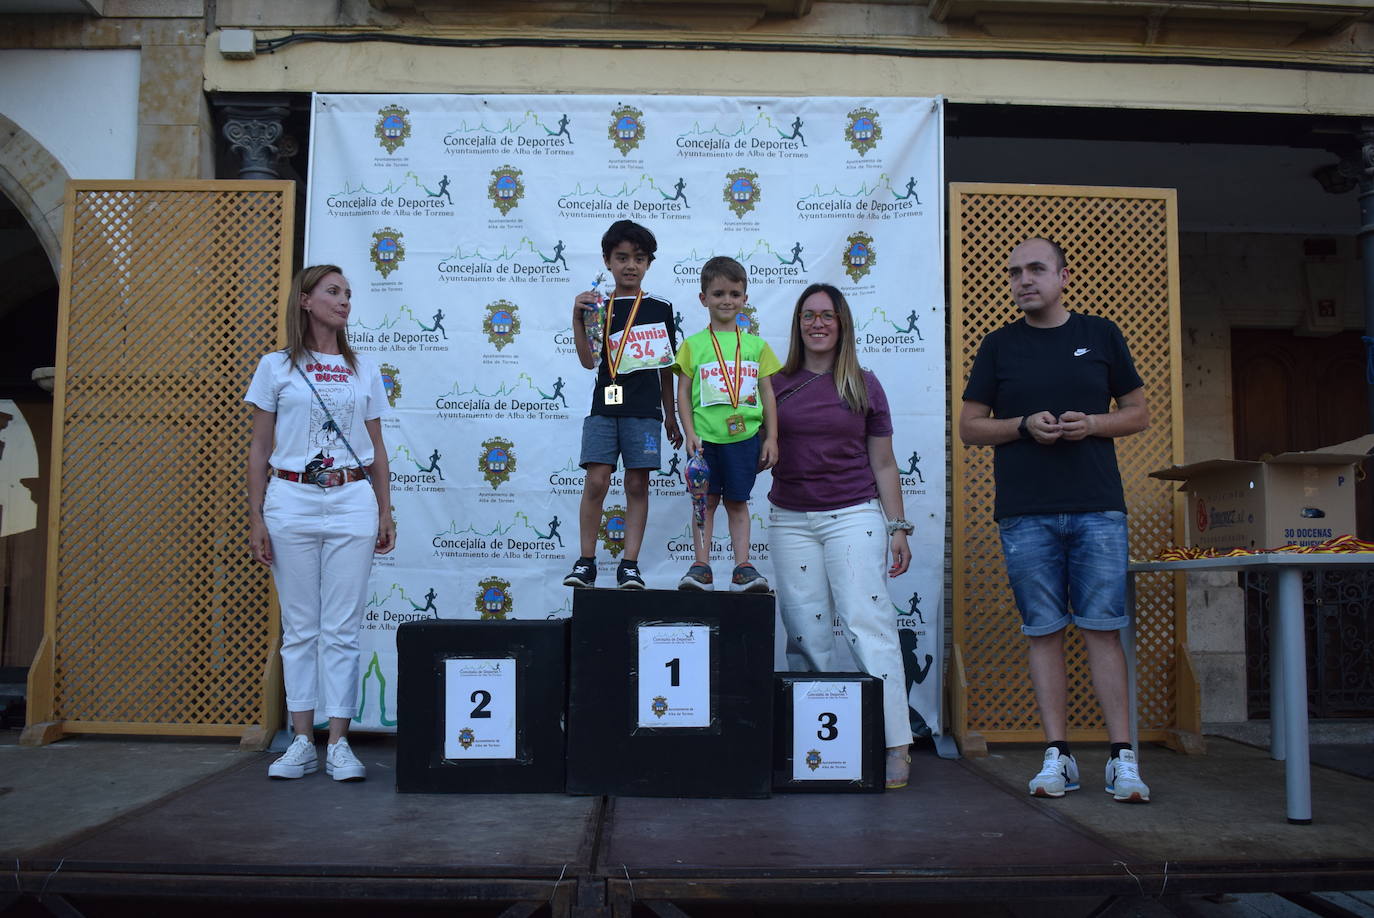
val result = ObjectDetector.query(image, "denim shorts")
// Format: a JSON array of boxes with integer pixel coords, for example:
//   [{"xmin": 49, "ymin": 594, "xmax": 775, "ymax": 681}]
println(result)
[
  {"xmin": 702, "ymin": 434, "xmax": 760, "ymax": 502},
  {"xmin": 580, "ymin": 414, "xmax": 662, "ymax": 469},
  {"xmin": 997, "ymin": 511, "xmax": 1129, "ymax": 636}
]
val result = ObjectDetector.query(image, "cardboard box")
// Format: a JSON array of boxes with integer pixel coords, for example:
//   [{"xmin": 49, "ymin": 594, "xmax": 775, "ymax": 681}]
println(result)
[{"xmin": 1150, "ymin": 435, "xmax": 1374, "ymax": 551}]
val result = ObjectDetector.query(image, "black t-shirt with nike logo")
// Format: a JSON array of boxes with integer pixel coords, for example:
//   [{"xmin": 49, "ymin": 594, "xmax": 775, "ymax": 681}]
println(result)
[{"xmin": 963, "ymin": 312, "xmax": 1143, "ymax": 521}]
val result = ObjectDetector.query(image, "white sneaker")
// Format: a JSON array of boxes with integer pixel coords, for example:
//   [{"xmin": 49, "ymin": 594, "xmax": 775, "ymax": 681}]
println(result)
[
  {"xmin": 1105, "ymin": 749, "xmax": 1150, "ymax": 803},
  {"xmin": 1028, "ymin": 747, "xmax": 1080, "ymax": 798},
  {"xmin": 326, "ymin": 737, "xmax": 366, "ymax": 782},
  {"xmin": 267, "ymin": 734, "xmax": 318, "ymax": 779}
]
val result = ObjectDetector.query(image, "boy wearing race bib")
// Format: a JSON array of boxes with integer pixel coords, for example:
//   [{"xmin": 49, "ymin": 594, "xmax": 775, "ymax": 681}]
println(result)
[
  {"xmin": 673, "ymin": 256, "xmax": 780, "ymax": 593},
  {"xmin": 563, "ymin": 220, "xmax": 682, "ymax": 590}
]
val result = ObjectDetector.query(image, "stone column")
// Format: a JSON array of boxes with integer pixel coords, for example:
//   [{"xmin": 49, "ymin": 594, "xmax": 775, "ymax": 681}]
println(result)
[
  {"xmin": 218, "ymin": 96, "xmax": 293, "ymax": 180},
  {"xmin": 134, "ymin": 23, "xmax": 211, "ymax": 180}
]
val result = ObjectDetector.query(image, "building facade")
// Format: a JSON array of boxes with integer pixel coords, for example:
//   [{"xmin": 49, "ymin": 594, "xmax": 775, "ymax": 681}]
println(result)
[{"xmin": 3, "ymin": 0, "xmax": 1373, "ymax": 725}]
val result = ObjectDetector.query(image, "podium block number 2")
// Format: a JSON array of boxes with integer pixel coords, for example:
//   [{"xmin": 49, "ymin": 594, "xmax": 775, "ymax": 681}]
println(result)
[
  {"xmin": 637, "ymin": 625, "xmax": 711, "ymax": 727},
  {"xmin": 444, "ymin": 658, "xmax": 517, "ymax": 759},
  {"xmin": 792, "ymin": 681, "xmax": 863, "ymax": 781}
]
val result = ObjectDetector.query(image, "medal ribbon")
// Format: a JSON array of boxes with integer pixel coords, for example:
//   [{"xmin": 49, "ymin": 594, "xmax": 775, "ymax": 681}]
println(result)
[
  {"xmin": 604, "ymin": 290, "xmax": 645, "ymax": 383},
  {"xmin": 707, "ymin": 325, "xmax": 743, "ymax": 409}
]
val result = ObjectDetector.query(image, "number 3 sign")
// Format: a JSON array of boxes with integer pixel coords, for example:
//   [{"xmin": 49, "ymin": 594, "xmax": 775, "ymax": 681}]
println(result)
[{"xmin": 791, "ymin": 681, "xmax": 862, "ymax": 781}]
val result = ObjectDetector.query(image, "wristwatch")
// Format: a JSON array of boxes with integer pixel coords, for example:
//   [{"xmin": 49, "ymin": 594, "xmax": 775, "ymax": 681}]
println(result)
[
  {"xmin": 1017, "ymin": 415, "xmax": 1032, "ymax": 440},
  {"xmin": 886, "ymin": 518, "xmax": 914, "ymax": 536}
]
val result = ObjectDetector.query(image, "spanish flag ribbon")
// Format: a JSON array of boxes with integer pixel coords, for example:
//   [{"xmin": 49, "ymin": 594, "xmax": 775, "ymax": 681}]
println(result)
[{"xmin": 1154, "ymin": 534, "xmax": 1374, "ymax": 561}]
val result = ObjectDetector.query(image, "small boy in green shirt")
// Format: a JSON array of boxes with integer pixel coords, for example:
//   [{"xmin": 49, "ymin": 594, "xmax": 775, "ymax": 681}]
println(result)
[{"xmin": 672, "ymin": 256, "xmax": 780, "ymax": 592}]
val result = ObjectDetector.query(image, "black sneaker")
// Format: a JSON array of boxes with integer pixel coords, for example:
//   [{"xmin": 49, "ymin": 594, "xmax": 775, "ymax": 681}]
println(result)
[
  {"xmin": 563, "ymin": 557, "xmax": 596, "ymax": 588},
  {"xmin": 617, "ymin": 560, "xmax": 646, "ymax": 590}
]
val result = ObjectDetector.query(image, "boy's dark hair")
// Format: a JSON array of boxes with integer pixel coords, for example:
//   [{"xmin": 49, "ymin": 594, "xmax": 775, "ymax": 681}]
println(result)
[
  {"xmin": 699, "ymin": 255, "xmax": 747, "ymax": 292},
  {"xmin": 601, "ymin": 220, "xmax": 657, "ymax": 262}
]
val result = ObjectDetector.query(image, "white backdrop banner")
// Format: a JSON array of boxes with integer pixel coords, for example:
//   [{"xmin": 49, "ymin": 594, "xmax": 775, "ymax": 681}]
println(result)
[{"xmin": 305, "ymin": 93, "xmax": 949, "ymax": 750}]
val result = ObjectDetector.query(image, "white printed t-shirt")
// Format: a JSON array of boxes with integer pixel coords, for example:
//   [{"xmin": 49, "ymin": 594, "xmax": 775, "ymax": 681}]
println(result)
[{"xmin": 245, "ymin": 349, "xmax": 387, "ymax": 472}]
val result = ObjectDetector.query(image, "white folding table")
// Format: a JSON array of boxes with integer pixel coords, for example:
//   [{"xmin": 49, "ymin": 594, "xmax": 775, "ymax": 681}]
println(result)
[{"xmin": 1128, "ymin": 552, "xmax": 1374, "ymax": 824}]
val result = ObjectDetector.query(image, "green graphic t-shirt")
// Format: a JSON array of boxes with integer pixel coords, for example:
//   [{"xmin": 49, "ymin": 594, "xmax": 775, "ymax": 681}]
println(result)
[{"xmin": 672, "ymin": 327, "xmax": 781, "ymax": 444}]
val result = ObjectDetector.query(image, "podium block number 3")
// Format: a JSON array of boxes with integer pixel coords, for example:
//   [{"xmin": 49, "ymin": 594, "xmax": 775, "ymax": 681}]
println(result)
[
  {"xmin": 792, "ymin": 682, "xmax": 863, "ymax": 781},
  {"xmin": 444, "ymin": 658, "xmax": 517, "ymax": 759},
  {"xmin": 637, "ymin": 625, "xmax": 711, "ymax": 728}
]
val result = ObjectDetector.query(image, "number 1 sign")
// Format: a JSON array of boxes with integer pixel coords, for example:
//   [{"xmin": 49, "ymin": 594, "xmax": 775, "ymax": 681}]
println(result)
[{"xmin": 636, "ymin": 625, "xmax": 711, "ymax": 728}]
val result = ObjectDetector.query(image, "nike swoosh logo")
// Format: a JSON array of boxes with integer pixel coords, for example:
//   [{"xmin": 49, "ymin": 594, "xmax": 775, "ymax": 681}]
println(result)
[{"xmin": 1073, "ymin": 348, "xmax": 1090, "ymax": 357}]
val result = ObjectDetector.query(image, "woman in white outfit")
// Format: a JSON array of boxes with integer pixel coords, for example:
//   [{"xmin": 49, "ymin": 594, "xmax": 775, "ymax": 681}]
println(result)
[
  {"xmin": 246, "ymin": 264, "xmax": 395, "ymax": 781},
  {"xmin": 767, "ymin": 283, "xmax": 915, "ymax": 788}
]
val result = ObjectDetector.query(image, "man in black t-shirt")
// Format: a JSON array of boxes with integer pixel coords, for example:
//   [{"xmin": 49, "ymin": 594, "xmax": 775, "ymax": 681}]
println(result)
[{"xmin": 959, "ymin": 237, "xmax": 1153, "ymax": 804}]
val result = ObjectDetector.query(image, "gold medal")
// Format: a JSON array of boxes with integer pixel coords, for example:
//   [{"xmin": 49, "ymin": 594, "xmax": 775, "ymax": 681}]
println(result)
[
  {"xmin": 604, "ymin": 384, "xmax": 624, "ymax": 405},
  {"xmin": 709, "ymin": 326, "xmax": 746, "ymax": 437}
]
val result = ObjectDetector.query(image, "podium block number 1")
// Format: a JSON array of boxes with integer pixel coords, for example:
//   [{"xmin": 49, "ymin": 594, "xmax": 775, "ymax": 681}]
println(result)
[
  {"xmin": 637, "ymin": 625, "xmax": 711, "ymax": 727},
  {"xmin": 792, "ymin": 681, "xmax": 862, "ymax": 781},
  {"xmin": 444, "ymin": 658, "xmax": 517, "ymax": 759}
]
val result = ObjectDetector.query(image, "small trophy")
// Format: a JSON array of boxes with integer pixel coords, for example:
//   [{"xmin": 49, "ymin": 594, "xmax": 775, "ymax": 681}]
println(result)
[
  {"xmin": 684, "ymin": 450, "xmax": 711, "ymax": 538},
  {"xmin": 583, "ymin": 272, "xmax": 607, "ymax": 356},
  {"xmin": 684, "ymin": 448, "xmax": 714, "ymax": 555}
]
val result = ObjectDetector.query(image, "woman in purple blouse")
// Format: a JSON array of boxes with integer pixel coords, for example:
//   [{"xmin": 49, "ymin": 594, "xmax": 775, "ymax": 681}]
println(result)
[{"xmin": 768, "ymin": 283, "xmax": 915, "ymax": 788}]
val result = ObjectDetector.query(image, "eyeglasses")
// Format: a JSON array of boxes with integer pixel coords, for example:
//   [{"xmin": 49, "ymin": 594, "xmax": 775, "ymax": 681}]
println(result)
[{"xmin": 800, "ymin": 310, "xmax": 837, "ymax": 325}]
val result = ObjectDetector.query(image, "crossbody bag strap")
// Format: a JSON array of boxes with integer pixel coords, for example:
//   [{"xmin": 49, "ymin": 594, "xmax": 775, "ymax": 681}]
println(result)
[
  {"xmin": 294, "ymin": 355, "xmax": 372, "ymax": 485},
  {"xmin": 775, "ymin": 369, "xmax": 828, "ymax": 406}
]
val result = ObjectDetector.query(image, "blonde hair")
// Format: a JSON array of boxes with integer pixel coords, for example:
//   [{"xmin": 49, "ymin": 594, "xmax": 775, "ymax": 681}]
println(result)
[
  {"xmin": 781, "ymin": 283, "xmax": 869, "ymax": 415},
  {"xmin": 283, "ymin": 264, "xmax": 359, "ymax": 372}
]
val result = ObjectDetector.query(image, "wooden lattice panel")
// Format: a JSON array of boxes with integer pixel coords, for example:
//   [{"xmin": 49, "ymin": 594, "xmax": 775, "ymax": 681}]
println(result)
[
  {"xmin": 950, "ymin": 184, "xmax": 1184, "ymax": 748},
  {"xmin": 29, "ymin": 181, "xmax": 293, "ymax": 742}
]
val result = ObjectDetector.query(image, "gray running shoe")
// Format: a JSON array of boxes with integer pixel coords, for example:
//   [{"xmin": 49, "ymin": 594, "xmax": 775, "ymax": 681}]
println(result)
[
  {"xmin": 1105, "ymin": 749, "xmax": 1150, "ymax": 803},
  {"xmin": 729, "ymin": 563, "xmax": 770, "ymax": 594},
  {"xmin": 1028, "ymin": 747, "xmax": 1079, "ymax": 797},
  {"xmin": 678, "ymin": 563, "xmax": 714, "ymax": 591}
]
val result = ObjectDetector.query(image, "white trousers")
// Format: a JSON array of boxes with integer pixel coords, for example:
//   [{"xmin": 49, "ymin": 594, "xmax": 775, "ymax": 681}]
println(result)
[
  {"xmin": 769, "ymin": 499, "xmax": 913, "ymax": 748},
  {"xmin": 263, "ymin": 475, "xmax": 378, "ymax": 718}
]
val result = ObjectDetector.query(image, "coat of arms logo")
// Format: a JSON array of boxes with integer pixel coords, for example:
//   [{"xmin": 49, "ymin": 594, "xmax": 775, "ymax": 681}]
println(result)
[
  {"xmin": 844, "ymin": 107, "xmax": 882, "ymax": 156},
  {"xmin": 474, "ymin": 576, "xmax": 513, "ymax": 620},
  {"xmin": 723, "ymin": 168, "xmax": 761, "ymax": 218},
  {"xmin": 608, "ymin": 105, "xmax": 646, "ymax": 156},
  {"xmin": 375, "ymin": 104, "xmax": 411, "ymax": 154}
]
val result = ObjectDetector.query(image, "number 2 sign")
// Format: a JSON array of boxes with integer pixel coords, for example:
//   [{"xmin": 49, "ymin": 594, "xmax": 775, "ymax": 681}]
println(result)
[{"xmin": 444, "ymin": 657, "xmax": 516, "ymax": 759}]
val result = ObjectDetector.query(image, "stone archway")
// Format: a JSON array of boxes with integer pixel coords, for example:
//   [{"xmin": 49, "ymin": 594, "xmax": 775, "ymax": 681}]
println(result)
[
  {"xmin": 0, "ymin": 114, "xmax": 63, "ymax": 675},
  {"xmin": 0, "ymin": 113, "xmax": 68, "ymax": 275}
]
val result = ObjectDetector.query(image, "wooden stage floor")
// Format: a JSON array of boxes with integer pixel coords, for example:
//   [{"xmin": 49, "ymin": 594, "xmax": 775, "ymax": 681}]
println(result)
[{"xmin": 3, "ymin": 734, "xmax": 1372, "ymax": 917}]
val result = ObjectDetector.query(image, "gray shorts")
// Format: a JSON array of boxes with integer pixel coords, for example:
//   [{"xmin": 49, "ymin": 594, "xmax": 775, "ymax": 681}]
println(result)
[{"xmin": 580, "ymin": 415, "xmax": 662, "ymax": 469}]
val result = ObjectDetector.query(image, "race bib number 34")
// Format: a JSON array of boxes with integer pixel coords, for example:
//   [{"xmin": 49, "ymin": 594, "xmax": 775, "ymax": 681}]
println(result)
[{"xmin": 607, "ymin": 322, "xmax": 673, "ymax": 376}]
